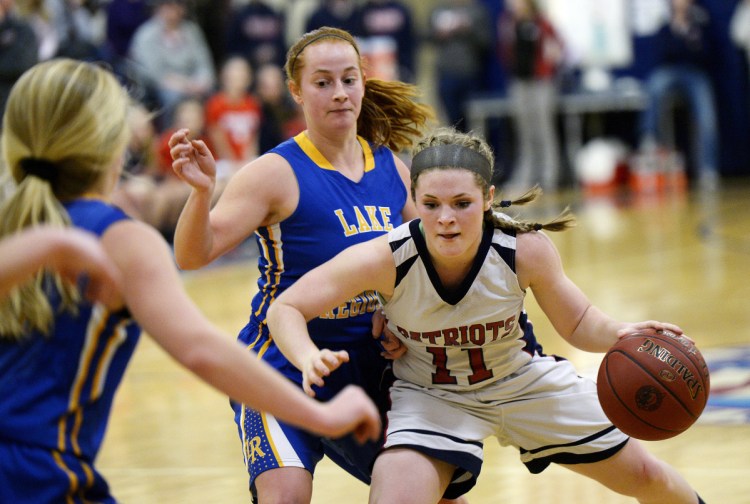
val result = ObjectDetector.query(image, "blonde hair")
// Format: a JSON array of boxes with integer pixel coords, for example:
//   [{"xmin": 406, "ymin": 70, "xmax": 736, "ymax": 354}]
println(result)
[
  {"xmin": 284, "ymin": 26, "xmax": 434, "ymax": 152},
  {"xmin": 411, "ymin": 127, "xmax": 576, "ymax": 234},
  {"xmin": 0, "ymin": 59, "xmax": 130, "ymax": 339}
]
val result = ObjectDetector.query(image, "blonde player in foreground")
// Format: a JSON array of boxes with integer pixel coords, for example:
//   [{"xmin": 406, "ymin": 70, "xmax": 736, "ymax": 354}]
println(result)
[{"xmin": 0, "ymin": 58, "xmax": 379, "ymax": 503}]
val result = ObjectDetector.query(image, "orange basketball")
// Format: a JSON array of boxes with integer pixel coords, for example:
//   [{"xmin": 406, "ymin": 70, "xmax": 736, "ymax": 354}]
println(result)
[{"xmin": 596, "ymin": 328, "xmax": 710, "ymax": 441}]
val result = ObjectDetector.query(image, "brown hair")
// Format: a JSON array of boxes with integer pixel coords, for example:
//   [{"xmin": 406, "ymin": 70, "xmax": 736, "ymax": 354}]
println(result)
[
  {"xmin": 284, "ymin": 26, "xmax": 434, "ymax": 152},
  {"xmin": 411, "ymin": 127, "xmax": 576, "ymax": 234}
]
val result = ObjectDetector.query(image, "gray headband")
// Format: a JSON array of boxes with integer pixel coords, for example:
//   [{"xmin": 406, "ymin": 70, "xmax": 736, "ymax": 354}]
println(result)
[
  {"xmin": 410, "ymin": 145, "xmax": 492, "ymax": 184},
  {"xmin": 289, "ymin": 33, "xmax": 359, "ymax": 76}
]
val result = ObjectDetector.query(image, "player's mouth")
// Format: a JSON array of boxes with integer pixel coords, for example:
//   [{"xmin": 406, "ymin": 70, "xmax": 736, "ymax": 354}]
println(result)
[{"xmin": 438, "ymin": 232, "xmax": 460, "ymax": 240}]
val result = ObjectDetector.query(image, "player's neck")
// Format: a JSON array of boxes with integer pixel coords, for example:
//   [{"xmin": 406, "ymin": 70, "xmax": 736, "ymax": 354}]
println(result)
[{"xmin": 305, "ymin": 130, "xmax": 364, "ymax": 178}]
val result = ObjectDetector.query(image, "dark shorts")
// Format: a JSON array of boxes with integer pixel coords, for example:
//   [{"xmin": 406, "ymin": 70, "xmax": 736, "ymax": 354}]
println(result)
[{"xmin": 231, "ymin": 335, "xmax": 393, "ymax": 494}]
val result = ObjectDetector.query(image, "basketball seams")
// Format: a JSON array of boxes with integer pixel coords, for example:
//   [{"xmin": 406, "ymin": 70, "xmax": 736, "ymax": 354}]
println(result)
[
  {"xmin": 601, "ymin": 352, "xmax": 683, "ymax": 438},
  {"xmin": 612, "ymin": 343, "xmax": 703, "ymax": 418}
]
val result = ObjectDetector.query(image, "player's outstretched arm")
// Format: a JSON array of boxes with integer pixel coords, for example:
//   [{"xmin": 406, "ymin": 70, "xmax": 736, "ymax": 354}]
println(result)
[
  {"xmin": 268, "ymin": 237, "xmax": 397, "ymax": 395},
  {"xmin": 168, "ymin": 128, "xmax": 219, "ymax": 269},
  {"xmin": 266, "ymin": 287, "xmax": 349, "ymax": 396},
  {"xmin": 100, "ymin": 218, "xmax": 380, "ymax": 440},
  {"xmin": 518, "ymin": 231, "xmax": 683, "ymax": 352},
  {"xmin": 0, "ymin": 227, "xmax": 121, "ymax": 307},
  {"xmin": 168, "ymin": 128, "xmax": 297, "ymax": 271}
]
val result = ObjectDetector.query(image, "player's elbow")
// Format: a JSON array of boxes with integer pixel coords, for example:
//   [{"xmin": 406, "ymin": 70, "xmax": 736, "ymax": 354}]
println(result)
[
  {"xmin": 174, "ymin": 257, "xmax": 199, "ymax": 271},
  {"xmin": 173, "ymin": 250, "xmax": 208, "ymax": 271},
  {"xmin": 178, "ymin": 340, "xmax": 225, "ymax": 378}
]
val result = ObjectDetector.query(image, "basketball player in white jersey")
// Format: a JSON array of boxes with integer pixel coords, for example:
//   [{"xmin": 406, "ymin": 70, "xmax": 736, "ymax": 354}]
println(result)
[{"xmin": 267, "ymin": 127, "xmax": 708, "ymax": 503}]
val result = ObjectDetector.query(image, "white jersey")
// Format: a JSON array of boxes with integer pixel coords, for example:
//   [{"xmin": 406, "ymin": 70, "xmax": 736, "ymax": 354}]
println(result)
[{"xmin": 383, "ymin": 217, "xmax": 539, "ymax": 391}]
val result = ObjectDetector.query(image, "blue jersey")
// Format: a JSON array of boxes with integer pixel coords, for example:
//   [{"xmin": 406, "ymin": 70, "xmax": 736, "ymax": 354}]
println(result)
[
  {"xmin": 233, "ymin": 133, "xmax": 407, "ymax": 488},
  {"xmin": 239, "ymin": 132, "xmax": 407, "ymax": 381},
  {"xmin": 0, "ymin": 199, "xmax": 139, "ymax": 503}
]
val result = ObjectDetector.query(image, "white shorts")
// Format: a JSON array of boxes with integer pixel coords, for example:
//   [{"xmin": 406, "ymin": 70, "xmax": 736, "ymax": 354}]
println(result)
[{"xmin": 383, "ymin": 353, "xmax": 629, "ymax": 499}]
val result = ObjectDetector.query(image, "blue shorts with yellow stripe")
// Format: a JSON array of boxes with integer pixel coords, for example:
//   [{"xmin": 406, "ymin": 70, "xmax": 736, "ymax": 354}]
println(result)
[{"xmin": 232, "ymin": 328, "xmax": 392, "ymax": 494}]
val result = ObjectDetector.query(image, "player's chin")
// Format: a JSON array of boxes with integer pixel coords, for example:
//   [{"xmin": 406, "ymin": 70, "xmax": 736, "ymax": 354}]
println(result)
[
  {"xmin": 435, "ymin": 240, "xmax": 466, "ymax": 257},
  {"xmin": 327, "ymin": 110, "xmax": 355, "ymax": 122}
]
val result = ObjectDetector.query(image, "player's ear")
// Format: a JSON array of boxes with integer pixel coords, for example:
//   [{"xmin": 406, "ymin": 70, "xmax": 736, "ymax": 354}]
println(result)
[
  {"xmin": 288, "ymin": 81, "xmax": 302, "ymax": 105},
  {"xmin": 486, "ymin": 185, "xmax": 495, "ymax": 211}
]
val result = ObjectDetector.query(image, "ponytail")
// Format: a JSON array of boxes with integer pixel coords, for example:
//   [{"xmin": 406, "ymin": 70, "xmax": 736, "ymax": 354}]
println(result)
[{"xmin": 486, "ymin": 185, "xmax": 576, "ymax": 234}]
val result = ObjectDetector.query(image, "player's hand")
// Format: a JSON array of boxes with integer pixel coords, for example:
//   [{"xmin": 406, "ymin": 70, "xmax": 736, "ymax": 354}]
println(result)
[
  {"xmin": 168, "ymin": 128, "xmax": 216, "ymax": 192},
  {"xmin": 616, "ymin": 321, "xmax": 684, "ymax": 339},
  {"xmin": 372, "ymin": 309, "xmax": 406, "ymax": 360},
  {"xmin": 318, "ymin": 385, "xmax": 381, "ymax": 443},
  {"xmin": 301, "ymin": 348, "xmax": 349, "ymax": 397}
]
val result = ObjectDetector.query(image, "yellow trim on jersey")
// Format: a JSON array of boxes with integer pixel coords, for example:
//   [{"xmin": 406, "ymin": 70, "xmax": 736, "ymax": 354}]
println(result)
[
  {"xmin": 358, "ymin": 135, "xmax": 375, "ymax": 172},
  {"xmin": 57, "ymin": 306, "xmax": 107, "ymax": 454},
  {"xmin": 78, "ymin": 457, "xmax": 95, "ymax": 493},
  {"xmin": 254, "ymin": 224, "xmax": 283, "ymax": 319},
  {"xmin": 260, "ymin": 412, "xmax": 284, "ymax": 467},
  {"xmin": 240, "ymin": 404, "xmax": 250, "ymax": 468},
  {"xmin": 69, "ymin": 307, "xmax": 108, "ymax": 455},
  {"xmin": 90, "ymin": 320, "xmax": 130, "ymax": 401},
  {"xmin": 245, "ymin": 326, "xmax": 265, "ymax": 352},
  {"xmin": 293, "ymin": 132, "xmax": 375, "ymax": 172},
  {"xmin": 52, "ymin": 450, "xmax": 78, "ymax": 504},
  {"xmin": 255, "ymin": 336, "xmax": 273, "ymax": 359}
]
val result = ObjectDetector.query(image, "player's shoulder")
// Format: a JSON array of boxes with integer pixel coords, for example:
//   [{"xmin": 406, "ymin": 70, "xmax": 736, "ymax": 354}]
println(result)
[
  {"xmin": 235, "ymin": 152, "xmax": 294, "ymax": 184},
  {"xmin": 388, "ymin": 218, "xmax": 417, "ymax": 242},
  {"xmin": 514, "ymin": 230, "xmax": 561, "ymax": 274}
]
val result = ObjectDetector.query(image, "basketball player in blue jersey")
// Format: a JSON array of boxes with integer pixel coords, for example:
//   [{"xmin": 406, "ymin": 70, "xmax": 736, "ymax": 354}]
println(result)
[
  {"xmin": 168, "ymin": 26, "xmax": 467, "ymax": 504},
  {"xmin": 267, "ymin": 127, "xmax": 709, "ymax": 503},
  {"xmin": 0, "ymin": 59, "xmax": 381, "ymax": 503}
]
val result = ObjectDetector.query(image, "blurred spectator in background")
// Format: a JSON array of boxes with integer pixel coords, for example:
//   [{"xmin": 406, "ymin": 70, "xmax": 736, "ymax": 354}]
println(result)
[
  {"xmin": 15, "ymin": 0, "xmax": 62, "ymax": 61},
  {"xmin": 357, "ymin": 0, "xmax": 416, "ymax": 82},
  {"xmin": 305, "ymin": 0, "xmax": 360, "ymax": 34},
  {"xmin": 16, "ymin": 0, "xmax": 102, "ymax": 61},
  {"xmin": 427, "ymin": 0, "xmax": 492, "ymax": 132},
  {"xmin": 0, "ymin": 0, "xmax": 37, "ymax": 118},
  {"xmin": 638, "ymin": 0, "xmax": 719, "ymax": 190},
  {"xmin": 193, "ymin": 0, "xmax": 230, "ymax": 71},
  {"xmin": 124, "ymin": 102, "xmax": 160, "ymax": 180},
  {"xmin": 113, "ymin": 98, "xmax": 230, "ymax": 243},
  {"xmin": 226, "ymin": 0, "xmax": 285, "ymax": 72},
  {"xmin": 111, "ymin": 102, "xmax": 161, "ymax": 224},
  {"xmin": 153, "ymin": 97, "xmax": 215, "ymax": 240},
  {"xmin": 283, "ymin": 0, "xmax": 318, "ymax": 47},
  {"xmin": 157, "ymin": 97, "xmax": 211, "ymax": 175},
  {"xmin": 204, "ymin": 56, "xmax": 262, "ymax": 169},
  {"xmin": 731, "ymin": 0, "xmax": 750, "ymax": 93},
  {"xmin": 255, "ymin": 62, "xmax": 305, "ymax": 154},
  {"xmin": 53, "ymin": 0, "xmax": 104, "ymax": 60},
  {"xmin": 103, "ymin": 0, "xmax": 149, "ymax": 81},
  {"xmin": 129, "ymin": 0, "xmax": 215, "ymax": 129},
  {"xmin": 498, "ymin": 0, "xmax": 564, "ymax": 190}
]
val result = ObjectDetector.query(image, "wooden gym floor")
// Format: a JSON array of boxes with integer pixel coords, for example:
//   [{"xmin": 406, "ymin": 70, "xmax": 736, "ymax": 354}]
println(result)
[{"xmin": 97, "ymin": 181, "xmax": 750, "ymax": 503}]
